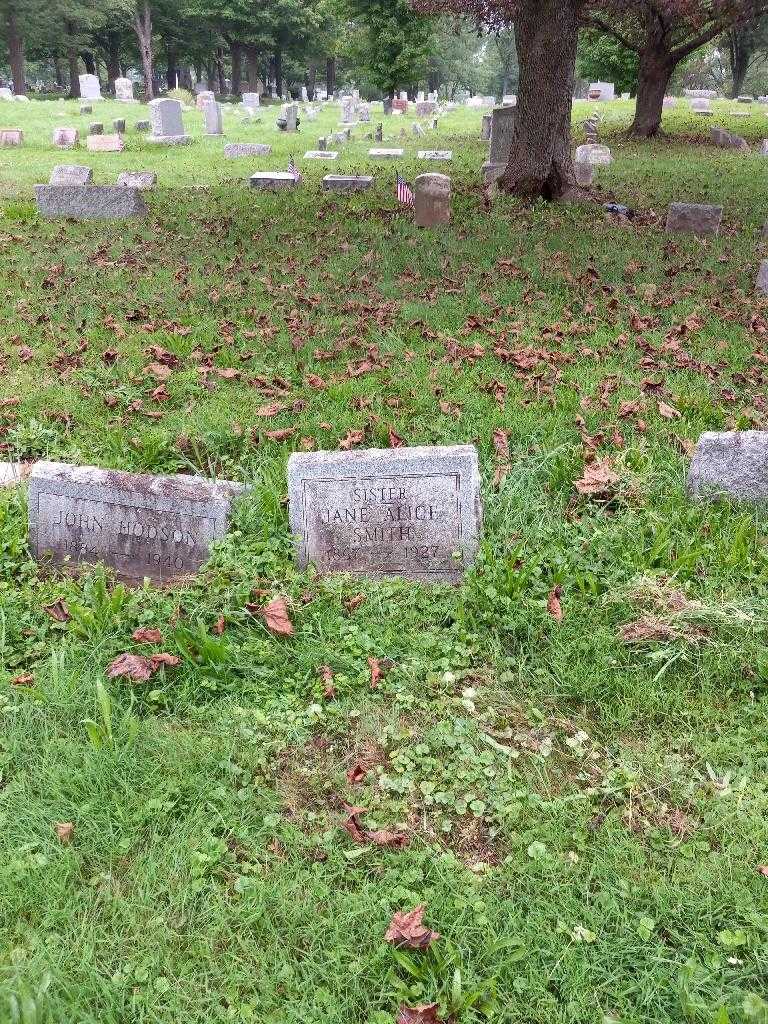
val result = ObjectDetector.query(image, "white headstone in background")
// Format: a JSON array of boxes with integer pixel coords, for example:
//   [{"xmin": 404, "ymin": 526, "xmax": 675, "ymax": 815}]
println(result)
[
  {"xmin": 79, "ymin": 74, "xmax": 102, "ymax": 101},
  {"xmin": 242, "ymin": 91, "xmax": 260, "ymax": 110},
  {"xmin": 114, "ymin": 77, "xmax": 134, "ymax": 102},
  {"xmin": 589, "ymin": 81, "xmax": 615, "ymax": 101},
  {"xmin": 0, "ymin": 87, "xmax": 13, "ymax": 101}
]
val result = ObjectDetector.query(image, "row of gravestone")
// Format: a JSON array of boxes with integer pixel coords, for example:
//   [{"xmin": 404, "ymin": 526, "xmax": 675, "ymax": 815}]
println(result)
[
  {"xmin": 3, "ymin": 431, "xmax": 764, "ymax": 586},
  {"xmin": 34, "ymin": 171, "xmax": 452, "ymax": 221}
]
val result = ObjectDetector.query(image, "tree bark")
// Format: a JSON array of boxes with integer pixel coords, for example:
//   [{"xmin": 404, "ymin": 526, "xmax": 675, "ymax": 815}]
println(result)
[
  {"xmin": 216, "ymin": 47, "xmax": 226, "ymax": 94},
  {"xmin": 307, "ymin": 61, "xmax": 316, "ymax": 100},
  {"xmin": 728, "ymin": 27, "xmax": 752, "ymax": 97},
  {"xmin": 66, "ymin": 28, "xmax": 80, "ymax": 99},
  {"xmin": 133, "ymin": 2, "xmax": 154, "ymax": 101},
  {"xmin": 5, "ymin": 5, "xmax": 25, "ymax": 95},
  {"xmin": 166, "ymin": 48, "xmax": 177, "ymax": 91},
  {"xmin": 326, "ymin": 54, "xmax": 336, "ymax": 98},
  {"xmin": 630, "ymin": 49, "xmax": 674, "ymax": 137},
  {"xmin": 105, "ymin": 32, "xmax": 121, "ymax": 87},
  {"xmin": 54, "ymin": 56, "xmax": 65, "ymax": 90},
  {"xmin": 81, "ymin": 53, "xmax": 96, "ymax": 75},
  {"xmin": 230, "ymin": 40, "xmax": 242, "ymax": 95},
  {"xmin": 498, "ymin": 0, "xmax": 578, "ymax": 200},
  {"xmin": 245, "ymin": 46, "xmax": 259, "ymax": 90},
  {"xmin": 274, "ymin": 49, "xmax": 283, "ymax": 97}
]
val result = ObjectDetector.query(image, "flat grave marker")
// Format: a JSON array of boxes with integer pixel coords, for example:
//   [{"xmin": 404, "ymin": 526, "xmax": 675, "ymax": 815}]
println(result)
[
  {"xmin": 665, "ymin": 202, "xmax": 722, "ymax": 236},
  {"xmin": 29, "ymin": 462, "xmax": 245, "ymax": 584},
  {"xmin": 50, "ymin": 164, "xmax": 93, "ymax": 186},
  {"xmin": 688, "ymin": 431, "xmax": 768, "ymax": 502},
  {"xmin": 224, "ymin": 142, "xmax": 272, "ymax": 158},
  {"xmin": 323, "ymin": 174, "xmax": 374, "ymax": 192},
  {"xmin": 35, "ymin": 184, "xmax": 147, "ymax": 220},
  {"xmin": 288, "ymin": 445, "xmax": 481, "ymax": 584}
]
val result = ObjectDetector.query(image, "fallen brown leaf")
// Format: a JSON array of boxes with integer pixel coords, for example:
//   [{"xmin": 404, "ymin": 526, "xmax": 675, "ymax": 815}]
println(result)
[
  {"xmin": 132, "ymin": 627, "xmax": 163, "ymax": 644},
  {"xmin": 757, "ymin": 865, "xmax": 768, "ymax": 877},
  {"xmin": 344, "ymin": 594, "xmax": 366, "ymax": 613},
  {"xmin": 368, "ymin": 656, "xmax": 382, "ymax": 688},
  {"xmin": 43, "ymin": 599, "xmax": 70, "ymax": 623},
  {"xmin": 258, "ymin": 597, "xmax": 294, "ymax": 637},
  {"xmin": 342, "ymin": 803, "xmax": 410, "ymax": 849},
  {"xmin": 212, "ymin": 616, "xmax": 226, "ymax": 635},
  {"xmin": 339, "ymin": 429, "xmax": 365, "ymax": 450},
  {"xmin": 11, "ymin": 673, "xmax": 34, "ymax": 687},
  {"xmin": 106, "ymin": 653, "xmax": 154, "ymax": 681},
  {"xmin": 320, "ymin": 665, "xmax": 336, "ymax": 699},
  {"xmin": 547, "ymin": 585, "xmax": 563, "ymax": 622},
  {"xmin": 385, "ymin": 906, "xmax": 441, "ymax": 949},
  {"xmin": 574, "ymin": 458, "xmax": 619, "ymax": 496},
  {"xmin": 397, "ymin": 1005, "xmax": 442, "ymax": 1024},
  {"xmin": 658, "ymin": 400, "xmax": 681, "ymax": 420},
  {"xmin": 55, "ymin": 822, "xmax": 74, "ymax": 845}
]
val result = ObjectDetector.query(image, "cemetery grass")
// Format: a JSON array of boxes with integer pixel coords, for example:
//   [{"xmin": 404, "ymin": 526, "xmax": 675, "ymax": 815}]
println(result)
[{"xmin": 1, "ymin": 101, "xmax": 768, "ymax": 1023}]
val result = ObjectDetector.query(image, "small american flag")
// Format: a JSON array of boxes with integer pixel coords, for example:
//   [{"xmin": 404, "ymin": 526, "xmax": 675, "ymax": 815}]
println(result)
[
  {"xmin": 396, "ymin": 170, "xmax": 414, "ymax": 207},
  {"xmin": 288, "ymin": 155, "xmax": 301, "ymax": 181}
]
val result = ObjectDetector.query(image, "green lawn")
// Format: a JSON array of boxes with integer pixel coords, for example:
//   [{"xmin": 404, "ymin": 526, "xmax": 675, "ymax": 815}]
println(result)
[{"xmin": 1, "ymin": 96, "xmax": 768, "ymax": 1024}]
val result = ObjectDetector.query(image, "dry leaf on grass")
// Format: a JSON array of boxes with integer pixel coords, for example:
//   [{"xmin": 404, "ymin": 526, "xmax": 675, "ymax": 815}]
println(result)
[
  {"xmin": 11, "ymin": 673, "xmax": 34, "ymax": 687},
  {"xmin": 368, "ymin": 656, "xmax": 382, "ymax": 688},
  {"xmin": 320, "ymin": 665, "xmax": 336, "ymax": 699},
  {"xmin": 106, "ymin": 652, "xmax": 179, "ymax": 681},
  {"xmin": 397, "ymin": 1005, "xmax": 443, "ymax": 1024},
  {"xmin": 658, "ymin": 400, "xmax": 681, "ymax": 420},
  {"xmin": 132, "ymin": 627, "xmax": 163, "ymax": 644},
  {"xmin": 385, "ymin": 906, "xmax": 441, "ymax": 949},
  {"xmin": 55, "ymin": 822, "xmax": 74, "ymax": 844},
  {"xmin": 547, "ymin": 585, "xmax": 563, "ymax": 622},
  {"xmin": 574, "ymin": 458, "xmax": 619, "ymax": 496},
  {"xmin": 43, "ymin": 599, "xmax": 70, "ymax": 623},
  {"xmin": 757, "ymin": 865, "xmax": 768, "ymax": 877},
  {"xmin": 257, "ymin": 597, "xmax": 294, "ymax": 637},
  {"xmin": 342, "ymin": 803, "xmax": 410, "ymax": 849}
]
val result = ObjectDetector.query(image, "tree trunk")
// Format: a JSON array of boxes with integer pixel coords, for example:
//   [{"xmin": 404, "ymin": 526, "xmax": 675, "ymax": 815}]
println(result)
[
  {"xmin": 166, "ymin": 49, "xmax": 177, "ymax": 90},
  {"xmin": 230, "ymin": 41, "xmax": 242, "ymax": 96},
  {"xmin": 498, "ymin": 0, "xmax": 578, "ymax": 200},
  {"xmin": 5, "ymin": 5, "xmax": 25, "ymax": 95},
  {"xmin": 630, "ymin": 49, "xmax": 675, "ymax": 137},
  {"xmin": 54, "ymin": 56, "xmax": 65, "ymax": 89},
  {"xmin": 728, "ymin": 28, "xmax": 751, "ymax": 98},
  {"xmin": 274, "ymin": 49, "xmax": 283, "ymax": 97},
  {"xmin": 245, "ymin": 46, "xmax": 259, "ymax": 90},
  {"xmin": 326, "ymin": 55, "xmax": 336, "ymax": 98},
  {"xmin": 105, "ymin": 32, "xmax": 120, "ymax": 88},
  {"xmin": 67, "ymin": 42, "xmax": 80, "ymax": 99},
  {"xmin": 216, "ymin": 47, "xmax": 226, "ymax": 94},
  {"xmin": 81, "ymin": 52, "xmax": 96, "ymax": 75},
  {"xmin": 133, "ymin": 2, "xmax": 154, "ymax": 101},
  {"xmin": 205, "ymin": 60, "xmax": 215, "ymax": 90},
  {"xmin": 428, "ymin": 71, "xmax": 438, "ymax": 94},
  {"xmin": 307, "ymin": 61, "xmax": 316, "ymax": 100}
]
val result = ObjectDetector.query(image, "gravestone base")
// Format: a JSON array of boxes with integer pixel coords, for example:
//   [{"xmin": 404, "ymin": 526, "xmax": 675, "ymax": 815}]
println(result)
[
  {"xmin": 323, "ymin": 174, "xmax": 374, "ymax": 192},
  {"xmin": 249, "ymin": 172, "xmax": 298, "ymax": 190},
  {"xmin": 481, "ymin": 161, "xmax": 505, "ymax": 183},
  {"xmin": 35, "ymin": 184, "xmax": 147, "ymax": 220},
  {"xmin": 146, "ymin": 134, "xmax": 192, "ymax": 145}
]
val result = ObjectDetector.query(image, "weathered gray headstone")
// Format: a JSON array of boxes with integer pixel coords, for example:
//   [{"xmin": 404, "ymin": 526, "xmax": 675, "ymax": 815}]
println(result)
[
  {"xmin": 691, "ymin": 98, "xmax": 712, "ymax": 114},
  {"xmin": 756, "ymin": 259, "xmax": 768, "ymax": 294},
  {"xmin": 415, "ymin": 100, "xmax": 437, "ymax": 117},
  {"xmin": 368, "ymin": 147, "xmax": 404, "ymax": 158},
  {"xmin": 196, "ymin": 90, "xmax": 215, "ymax": 110},
  {"xmin": 135, "ymin": 119, "xmax": 150, "ymax": 132},
  {"xmin": 79, "ymin": 73, "xmax": 101, "ymax": 101},
  {"xmin": 482, "ymin": 105, "xmax": 515, "ymax": 182},
  {"xmin": 52, "ymin": 127, "xmax": 79, "ymax": 149},
  {"xmin": 147, "ymin": 98, "xmax": 190, "ymax": 144},
  {"xmin": 374, "ymin": 123, "xmax": 383, "ymax": 142},
  {"xmin": 224, "ymin": 142, "xmax": 272, "ymax": 158},
  {"xmin": 414, "ymin": 172, "xmax": 450, "ymax": 228},
  {"xmin": 285, "ymin": 103, "xmax": 298, "ymax": 132},
  {"xmin": 242, "ymin": 91, "xmax": 260, "ymax": 110},
  {"xmin": 113, "ymin": 118, "xmax": 126, "ymax": 133},
  {"xmin": 49, "ymin": 164, "xmax": 93, "ymax": 186},
  {"xmin": 0, "ymin": 128, "xmax": 22, "ymax": 146},
  {"xmin": 204, "ymin": 101, "xmax": 223, "ymax": 135},
  {"xmin": 29, "ymin": 461, "xmax": 245, "ymax": 584},
  {"xmin": 288, "ymin": 445, "xmax": 481, "ymax": 583},
  {"xmin": 79, "ymin": 103, "xmax": 92, "ymax": 115},
  {"xmin": 418, "ymin": 150, "xmax": 452, "ymax": 161},
  {"xmin": 317, "ymin": 136, "xmax": 327, "ymax": 150},
  {"xmin": 665, "ymin": 202, "xmax": 723, "ymax": 236},
  {"xmin": 89, "ymin": 122, "xmax": 104, "ymax": 135},
  {"xmin": 0, "ymin": 462, "xmax": 24, "ymax": 487},
  {"xmin": 114, "ymin": 77, "xmax": 134, "ymax": 102},
  {"xmin": 574, "ymin": 143, "xmax": 612, "ymax": 165},
  {"xmin": 249, "ymin": 171, "xmax": 297, "ymax": 189},
  {"xmin": 304, "ymin": 150, "xmax": 338, "ymax": 160},
  {"xmin": 116, "ymin": 170, "xmax": 157, "ymax": 189},
  {"xmin": 574, "ymin": 161, "xmax": 594, "ymax": 187},
  {"xmin": 688, "ymin": 432, "xmax": 768, "ymax": 502},
  {"xmin": 323, "ymin": 174, "xmax": 374, "ymax": 192},
  {"xmin": 480, "ymin": 113, "xmax": 491, "ymax": 141},
  {"xmin": 34, "ymin": 184, "xmax": 147, "ymax": 220},
  {"xmin": 383, "ymin": 97, "xmax": 393, "ymax": 116},
  {"xmin": 0, "ymin": 87, "xmax": 12, "ymax": 101}
]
